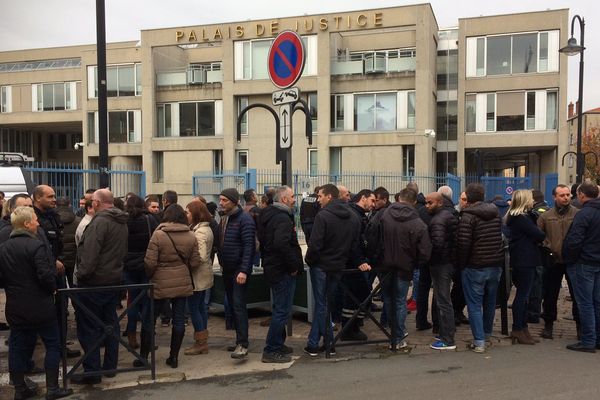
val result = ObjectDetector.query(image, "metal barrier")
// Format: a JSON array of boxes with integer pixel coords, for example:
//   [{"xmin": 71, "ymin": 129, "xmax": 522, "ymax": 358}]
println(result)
[
  {"xmin": 323, "ymin": 269, "xmax": 400, "ymax": 357},
  {"xmin": 58, "ymin": 283, "xmax": 155, "ymax": 389}
]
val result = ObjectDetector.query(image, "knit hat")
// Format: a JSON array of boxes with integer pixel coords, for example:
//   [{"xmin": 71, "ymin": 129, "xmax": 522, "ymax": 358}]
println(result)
[{"xmin": 220, "ymin": 188, "xmax": 240, "ymax": 204}]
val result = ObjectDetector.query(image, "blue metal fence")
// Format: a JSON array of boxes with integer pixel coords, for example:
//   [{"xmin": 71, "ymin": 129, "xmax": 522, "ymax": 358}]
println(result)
[{"xmin": 24, "ymin": 163, "xmax": 146, "ymax": 207}]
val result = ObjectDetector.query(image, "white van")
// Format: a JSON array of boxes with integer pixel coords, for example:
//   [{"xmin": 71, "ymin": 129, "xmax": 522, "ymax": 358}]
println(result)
[{"xmin": 0, "ymin": 153, "xmax": 35, "ymax": 198}]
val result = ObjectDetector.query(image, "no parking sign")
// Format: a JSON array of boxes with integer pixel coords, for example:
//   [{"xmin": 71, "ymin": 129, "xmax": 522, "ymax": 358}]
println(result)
[{"xmin": 268, "ymin": 31, "xmax": 305, "ymax": 89}]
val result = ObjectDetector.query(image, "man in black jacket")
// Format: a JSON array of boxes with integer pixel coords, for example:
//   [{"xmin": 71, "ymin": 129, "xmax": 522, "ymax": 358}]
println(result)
[
  {"xmin": 457, "ymin": 183, "xmax": 504, "ymax": 353},
  {"xmin": 304, "ymin": 184, "xmax": 361, "ymax": 356},
  {"xmin": 300, "ymin": 186, "xmax": 321, "ymax": 242},
  {"xmin": 562, "ymin": 182, "xmax": 600, "ymax": 353},
  {"xmin": 0, "ymin": 206, "xmax": 72, "ymax": 400},
  {"xmin": 56, "ymin": 197, "xmax": 80, "ymax": 289},
  {"xmin": 257, "ymin": 186, "xmax": 303, "ymax": 363},
  {"xmin": 426, "ymin": 192, "xmax": 458, "ymax": 350}
]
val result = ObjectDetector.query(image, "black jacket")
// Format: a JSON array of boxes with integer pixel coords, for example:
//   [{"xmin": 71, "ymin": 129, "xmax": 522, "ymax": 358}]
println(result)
[
  {"xmin": 305, "ymin": 199, "xmax": 361, "ymax": 272},
  {"xmin": 300, "ymin": 193, "xmax": 320, "ymax": 242},
  {"xmin": 428, "ymin": 208, "xmax": 458, "ymax": 266},
  {"xmin": 257, "ymin": 203, "xmax": 303, "ymax": 284},
  {"xmin": 457, "ymin": 202, "xmax": 504, "ymax": 269},
  {"xmin": 364, "ymin": 204, "xmax": 389, "ymax": 266},
  {"xmin": 56, "ymin": 206, "xmax": 80, "ymax": 271},
  {"xmin": 506, "ymin": 213, "xmax": 546, "ymax": 268},
  {"xmin": 348, "ymin": 202, "xmax": 369, "ymax": 265},
  {"xmin": 124, "ymin": 212, "xmax": 159, "ymax": 273},
  {"xmin": 0, "ymin": 230, "xmax": 57, "ymax": 328},
  {"xmin": 34, "ymin": 206, "xmax": 63, "ymax": 261},
  {"xmin": 217, "ymin": 206, "xmax": 256, "ymax": 276},
  {"xmin": 563, "ymin": 198, "xmax": 600, "ymax": 265},
  {"xmin": 0, "ymin": 218, "xmax": 11, "ymax": 244},
  {"xmin": 380, "ymin": 203, "xmax": 432, "ymax": 280}
]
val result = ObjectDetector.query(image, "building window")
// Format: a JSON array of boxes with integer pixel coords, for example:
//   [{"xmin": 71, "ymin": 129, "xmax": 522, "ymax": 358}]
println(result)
[
  {"xmin": 0, "ymin": 129, "xmax": 33, "ymax": 155},
  {"xmin": 179, "ymin": 102, "xmax": 215, "ymax": 137},
  {"xmin": 436, "ymin": 151, "xmax": 458, "ymax": 175},
  {"xmin": 465, "ymin": 95, "xmax": 476, "ymax": 133},
  {"xmin": 354, "ymin": 92, "xmax": 397, "ymax": 132},
  {"xmin": 213, "ymin": 150, "xmax": 223, "ymax": 175},
  {"xmin": 468, "ymin": 31, "xmax": 559, "ymax": 77},
  {"xmin": 36, "ymin": 83, "xmax": 73, "ymax": 111},
  {"xmin": 330, "ymin": 94, "xmax": 345, "ymax": 131},
  {"xmin": 88, "ymin": 110, "xmax": 140, "ymax": 143},
  {"xmin": 157, "ymin": 104, "xmax": 173, "ymax": 137},
  {"xmin": 0, "ymin": 86, "xmax": 10, "ymax": 113},
  {"xmin": 546, "ymin": 91, "xmax": 558, "ymax": 130},
  {"xmin": 486, "ymin": 93, "xmax": 495, "ymax": 131},
  {"xmin": 88, "ymin": 63, "xmax": 141, "ymax": 98},
  {"xmin": 496, "ymin": 92, "xmax": 524, "ymax": 131},
  {"xmin": 436, "ymin": 49, "xmax": 458, "ymax": 91},
  {"xmin": 526, "ymin": 92, "xmax": 536, "ymax": 130},
  {"xmin": 307, "ymin": 93, "xmax": 318, "ymax": 133},
  {"xmin": 238, "ymin": 97, "xmax": 248, "ymax": 135},
  {"xmin": 403, "ymin": 145, "xmax": 415, "ymax": 176},
  {"xmin": 436, "ymin": 101, "xmax": 457, "ymax": 141},
  {"xmin": 236, "ymin": 150, "xmax": 248, "ymax": 174},
  {"xmin": 108, "ymin": 111, "xmax": 129, "ymax": 143},
  {"xmin": 407, "ymin": 92, "xmax": 416, "ymax": 129},
  {"xmin": 154, "ymin": 152, "xmax": 163, "ymax": 183},
  {"xmin": 308, "ymin": 149, "xmax": 318, "ymax": 177},
  {"xmin": 329, "ymin": 147, "xmax": 341, "ymax": 176},
  {"xmin": 87, "ymin": 112, "xmax": 97, "ymax": 143}
]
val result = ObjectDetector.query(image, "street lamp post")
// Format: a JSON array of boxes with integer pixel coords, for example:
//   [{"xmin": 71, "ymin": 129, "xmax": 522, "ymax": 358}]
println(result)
[{"xmin": 559, "ymin": 15, "xmax": 585, "ymax": 182}]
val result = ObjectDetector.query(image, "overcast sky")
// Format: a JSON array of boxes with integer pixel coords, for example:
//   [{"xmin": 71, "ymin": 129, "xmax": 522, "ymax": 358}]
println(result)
[{"xmin": 0, "ymin": 0, "xmax": 598, "ymax": 109}]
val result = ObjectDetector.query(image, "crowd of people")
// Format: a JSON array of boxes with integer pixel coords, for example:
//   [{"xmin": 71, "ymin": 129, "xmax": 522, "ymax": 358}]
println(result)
[{"xmin": 0, "ymin": 178, "xmax": 599, "ymax": 399}]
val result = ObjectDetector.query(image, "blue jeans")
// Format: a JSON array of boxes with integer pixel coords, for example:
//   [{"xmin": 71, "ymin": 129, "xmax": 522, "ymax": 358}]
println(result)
[
  {"xmin": 223, "ymin": 273, "xmax": 249, "ymax": 347},
  {"xmin": 380, "ymin": 272, "xmax": 410, "ymax": 344},
  {"xmin": 9, "ymin": 322, "xmax": 61, "ymax": 373},
  {"xmin": 512, "ymin": 267, "xmax": 536, "ymax": 330},
  {"xmin": 307, "ymin": 267, "xmax": 339, "ymax": 348},
  {"xmin": 188, "ymin": 290, "xmax": 208, "ymax": 332},
  {"xmin": 265, "ymin": 274, "xmax": 294, "ymax": 353},
  {"xmin": 145, "ymin": 297, "xmax": 187, "ymax": 334},
  {"xmin": 412, "ymin": 269, "xmax": 420, "ymax": 301},
  {"xmin": 462, "ymin": 267, "xmax": 502, "ymax": 347},
  {"xmin": 567, "ymin": 263, "xmax": 600, "ymax": 347},
  {"xmin": 74, "ymin": 291, "xmax": 120, "ymax": 372},
  {"xmin": 123, "ymin": 269, "xmax": 149, "ymax": 333}
]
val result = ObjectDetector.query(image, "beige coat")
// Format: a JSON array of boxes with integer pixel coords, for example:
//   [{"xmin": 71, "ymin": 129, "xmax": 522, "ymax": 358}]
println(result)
[
  {"xmin": 191, "ymin": 222, "xmax": 214, "ymax": 291},
  {"xmin": 145, "ymin": 222, "xmax": 200, "ymax": 299}
]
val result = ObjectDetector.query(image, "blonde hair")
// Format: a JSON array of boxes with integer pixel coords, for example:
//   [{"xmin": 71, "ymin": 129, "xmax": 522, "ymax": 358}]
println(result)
[
  {"xmin": 507, "ymin": 190, "xmax": 534, "ymax": 217},
  {"xmin": 11, "ymin": 205, "xmax": 35, "ymax": 229}
]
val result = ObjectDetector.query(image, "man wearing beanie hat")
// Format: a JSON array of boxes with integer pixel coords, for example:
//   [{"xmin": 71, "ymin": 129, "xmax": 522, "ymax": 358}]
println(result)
[{"xmin": 217, "ymin": 188, "xmax": 256, "ymax": 359}]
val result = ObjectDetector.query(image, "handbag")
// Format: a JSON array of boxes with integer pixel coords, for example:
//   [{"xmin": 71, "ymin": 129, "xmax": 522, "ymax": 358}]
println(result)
[{"xmin": 163, "ymin": 230, "xmax": 196, "ymax": 290}]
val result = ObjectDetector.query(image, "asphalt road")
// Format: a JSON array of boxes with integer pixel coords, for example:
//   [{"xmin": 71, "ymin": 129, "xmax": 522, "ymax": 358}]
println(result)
[{"xmin": 71, "ymin": 339, "xmax": 600, "ymax": 400}]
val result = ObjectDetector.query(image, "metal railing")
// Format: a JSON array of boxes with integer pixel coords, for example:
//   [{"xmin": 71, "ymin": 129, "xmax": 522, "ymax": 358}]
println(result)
[{"xmin": 58, "ymin": 283, "xmax": 155, "ymax": 389}]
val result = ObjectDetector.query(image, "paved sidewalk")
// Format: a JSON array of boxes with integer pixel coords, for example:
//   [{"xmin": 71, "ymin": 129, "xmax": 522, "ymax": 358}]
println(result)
[{"xmin": 0, "ymin": 283, "xmax": 579, "ymax": 398}]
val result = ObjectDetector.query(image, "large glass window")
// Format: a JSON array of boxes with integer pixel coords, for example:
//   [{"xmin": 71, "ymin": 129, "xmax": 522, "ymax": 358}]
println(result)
[
  {"xmin": 108, "ymin": 111, "xmax": 128, "ymax": 143},
  {"xmin": 37, "ymin": 83, "xmax": 69, "ymax": 111},
  {"xmin": 436, "ymin": 151, "xmax": 458, "ymax": 175},
  {"xmin": 437, "ymin": 101, "xmax": 457, "ymax": 141},
  {"xmin": 354, "ymin": 93, "xmax": 397, "ymax": 132},
  {"xmin": 330, "ymin": 95, "xmax": 345, "ymax": 131},
  {"xmin": 512, "ymin": 33, "xmax": 538, "ymax": 74},
  {"xmin": 179, "ymin": 102, "xmax": 215, "ymax": 137},
  {"xmin": 329, "ymin": 147, "xmax": 341, "ymax": 176},
  {"xmin": 496, "ymin": 92, "xmax": 524, "ymax": 131},
  {"xmin": 179, "ymin": 103, "xmax": 197, "ymax": 137},
  {"xmin": 486, "ymin": 36, "xmax": 511, "ymax": 76},
  {"xmin": 92, "ymin": 63, "xmax": 141, "ymax": 97},
  {"xmin": 437, "ymin": 49, "xmax": 458, "ymax": 91},
  {"xmin": 197, "ymin": 102, "xmax": 215, "ymax": 136}
]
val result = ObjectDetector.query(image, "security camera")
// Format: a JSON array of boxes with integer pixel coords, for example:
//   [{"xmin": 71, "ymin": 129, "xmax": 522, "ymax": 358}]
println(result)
[{"xmin": 74, "ymin": 142, "xmax": 85, "ymax": 150}]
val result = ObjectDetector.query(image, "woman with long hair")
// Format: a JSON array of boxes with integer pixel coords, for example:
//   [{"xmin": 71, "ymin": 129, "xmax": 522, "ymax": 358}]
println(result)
[
  {"xmin": 138, "ymin": 204, "xmax": 200, "ymax": 368},
  {"xmin": 123, "ymin": 194, "xmax": 158, "ymax": 349},
  {"xmin": 506, "ymin": 189, "xmax": 545, "ymax": 345},
  {"xmin": 184, "ymin": 201, "xmax": 214, "ymax": 355}
]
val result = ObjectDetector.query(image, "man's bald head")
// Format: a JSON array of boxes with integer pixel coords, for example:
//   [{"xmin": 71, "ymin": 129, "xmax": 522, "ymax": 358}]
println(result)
[
  {"xmin": 425, "ymin": 192, "xmax": 443, "ymax": 214},
  {"xmin": 92, "ymin": 189, "xmax": 114, "ymax": 212},
  {"xmin": 337, "ymin": 185, "xmax": 350, "ymax": 202},
  {"xmin": 32, "ymin": 185, "xmax": 56, "ymax": 211}
]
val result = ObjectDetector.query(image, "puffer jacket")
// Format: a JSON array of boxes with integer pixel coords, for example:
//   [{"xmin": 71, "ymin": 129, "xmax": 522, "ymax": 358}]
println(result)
[
  {"xmin": 380, "ymin": 202, "xmax": 432, "ymax": 281},
  {"xmin": 562, "ymin": 198, "xmax": 600, "ymax": 265},
  {"xmin": 191, "ymin": 222, "xmax": 214, "ymax": 291},
  {"xmin": 217, "ymin": 206, "xmax": 255, "ymax": 276},
  {"xmin": 56, "ymin": 206, "xmax": 81, "ymax": 271},
  {"xmin": 145, "ymin": 222, "xmax": 201, "ymax": 299},
  {"xmin": 428, "ymin": 208, "xmax": 458, "ymax": 266},
  {"xmin": 0, "ymin": 229, "xmax": 57, "ymax": 328},
  {"xmin": 457, "ymin": 201, "xmax": 504, "ymax": 268},
  {"xmin": 124, "ymin": 212, "xmax": 158, "ymax": 273}
]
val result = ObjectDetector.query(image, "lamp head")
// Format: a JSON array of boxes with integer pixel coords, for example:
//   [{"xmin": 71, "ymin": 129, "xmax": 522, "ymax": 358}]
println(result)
[{"xmin": 559, "ymin": 37, "xmax": 585, "ymax": 56}]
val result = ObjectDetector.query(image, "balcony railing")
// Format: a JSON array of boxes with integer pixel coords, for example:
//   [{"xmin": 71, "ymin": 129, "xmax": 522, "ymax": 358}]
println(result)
[
  {"xmin": 156, "ymin": 63, "xmax": 222, "ymax": 87},
  {"xmin": 331, "ymin": 49, "xmax": 416, "ymax": 76}
]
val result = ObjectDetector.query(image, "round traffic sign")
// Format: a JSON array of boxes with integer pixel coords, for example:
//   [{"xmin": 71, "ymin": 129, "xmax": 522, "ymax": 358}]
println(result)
[
  {"xmin": 268, "ymin": 31, "xmax": 305, "ymax": 89},
  {"xmin": 506, "ymin": 186, "xmax": 514, "ymax": 195}
]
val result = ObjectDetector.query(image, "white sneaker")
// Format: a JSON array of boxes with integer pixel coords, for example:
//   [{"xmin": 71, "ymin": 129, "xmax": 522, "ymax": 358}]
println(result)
[{"xmin": 231, "ymin": 344, "xmax": 248, "ymax": 359}]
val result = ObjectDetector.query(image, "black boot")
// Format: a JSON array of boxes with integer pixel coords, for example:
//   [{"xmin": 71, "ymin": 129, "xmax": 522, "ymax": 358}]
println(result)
[
  {"xmin": 165, "ymin": 329, "xmax": 185, "ymax": 369},
  {"xmin": 133, "ymin": 329, "xmax": 151, "ymax": 368},
  {"xmin": 10, "ymin": 372, "xmax": 37, "ymax": 400},
  {"xmin": 540, "ymin": 321, "xmax": 553, "ymax": 339},
  {"xmin": 45, "ymin": 369, "xmax": 73, "ymax": 400}
]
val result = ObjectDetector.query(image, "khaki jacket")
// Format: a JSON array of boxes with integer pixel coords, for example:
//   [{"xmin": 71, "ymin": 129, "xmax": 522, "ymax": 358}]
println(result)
[
  {"xmin": 537, "ymin": 205, "xmax": 579, "ymax": 264},
  {"xmin": 191, "ymin": 222, "xmax": 214, "ymax": 291},
  {"xmin": 145, "ymin": 222, "xmax": 200, "ymax": 299}
]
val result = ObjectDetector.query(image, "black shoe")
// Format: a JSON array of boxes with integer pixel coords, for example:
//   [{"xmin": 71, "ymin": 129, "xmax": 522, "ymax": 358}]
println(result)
[
  {"xmin": 262, "ymin": 351, "xmax": 292, "ymax": 363},
  {"xmin": 66, "ymin": 348, "xmax": 81, "ymax": 358},
  {"xmin": 566, "ymin": 342, "xmax": 596, "ymax": 353},
  {"xmin": 45, "ymin": 368, "xmax": 73, "ymax": 400},
  {"xmin": 280, "ymin": 344, "xmax": 294, "ymax": 354},
  {"xmin": 416, "ymin": 322, "xmax": 432, "ymax": 331},
  {"xmin": 540, "ymin": 322, "xmax": 553, "ymax": 340},
  {"xmin": 318, "ymin": 345, "xmax": 336, "ymax": 356},
  {"xmin": 165, "ymin": 356, "xmax": 178, "ymax": 368},
  {"xmin": 303, "ymin": 345, "xmax": 320, "ymax": 357},
  {"xmin": 133, "ymin": 358, "xmax": 147, "ymax": 367},
  {"xmin": 340, "ymin": 329, "xmax": 367, "ymax": 342},
  {"xmin": 103, "ymin": 372, "xmax": 116, "ymax": 378},
  {"xmin": 70, "ymin": 375, "xmax": 102, "ymax": 385}
]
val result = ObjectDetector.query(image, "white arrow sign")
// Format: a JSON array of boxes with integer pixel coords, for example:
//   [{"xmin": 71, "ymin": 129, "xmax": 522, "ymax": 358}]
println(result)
[
  {"xmin": 279, "ymin": 104, "xmax": 292, "ymax": 149},
  {"xmin": 272, "ymin": 87, "xmax": 300, "ymax": 106}
]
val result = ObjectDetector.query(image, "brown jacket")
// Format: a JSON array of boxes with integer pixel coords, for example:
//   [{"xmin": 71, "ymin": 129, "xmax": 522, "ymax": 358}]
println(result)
[
  {"xmin": 145, "ymin": 222, "xmax": 200, "ymax": 299},
  {"xmin": 537, "ymin": 205, "xmax": 579, "ymax": 264},
  {"xmin": 191, "ymin": 222, "xmax": 214, "ymax": 291}
]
